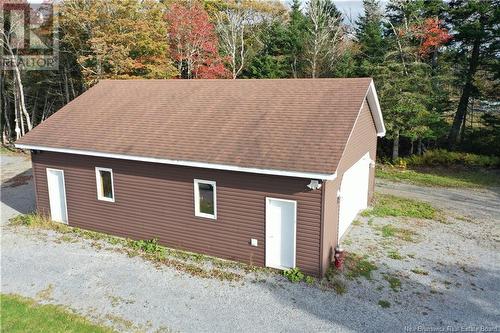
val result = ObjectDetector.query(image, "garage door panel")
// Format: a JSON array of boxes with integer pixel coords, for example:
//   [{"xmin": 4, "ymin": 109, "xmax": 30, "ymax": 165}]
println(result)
[{"xmin": 338, "ymin": 153, "xmax": 370, "ymax": 240}]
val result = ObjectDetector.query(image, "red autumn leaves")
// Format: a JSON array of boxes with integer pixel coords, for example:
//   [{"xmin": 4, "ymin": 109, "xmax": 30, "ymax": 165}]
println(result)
[{"xmin": 166, "ymin": 2, "xmax": 230, "ymax": 79}]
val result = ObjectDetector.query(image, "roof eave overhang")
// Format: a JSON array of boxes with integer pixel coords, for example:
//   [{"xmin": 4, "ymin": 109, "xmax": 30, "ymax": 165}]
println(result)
[
  {"xmin": 15, "ymin": 144, "xmax": 337, "ymax": 181},
  {"xmin": 366, "ymin": 80, "xmax": 386, "ymax": 137}
]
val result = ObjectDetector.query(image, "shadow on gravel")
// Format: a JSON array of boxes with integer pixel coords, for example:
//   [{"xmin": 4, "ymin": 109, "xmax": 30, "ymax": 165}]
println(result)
[
  {"xmin": 263, "ymin": 260, "xmax": 500, "ymax": 331},
  {"xmin": 1, "ymin": 169, "xmax": 36, "ymax": 215}
]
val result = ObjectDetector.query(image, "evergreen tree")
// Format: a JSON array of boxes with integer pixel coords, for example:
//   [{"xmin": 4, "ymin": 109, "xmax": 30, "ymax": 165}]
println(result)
[
  {"xmin": 446, "ymin": 0, "xmax": 500, "ymax": 147},
  {"xmin": 287, "ymin": 0, "xmax": 309, "ymax": 77},
  {"xmin": 355, "ymin": 0, "xmax": 385, "ymax": 76},
  {"xmin": 243, "ymin": 20, "xmax": 291, "ymax": 78}
]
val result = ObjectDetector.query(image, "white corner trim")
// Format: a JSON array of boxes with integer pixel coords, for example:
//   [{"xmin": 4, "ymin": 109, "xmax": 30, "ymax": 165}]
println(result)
[
  {"xmin": 366, "ymin": 80, "xmax": 386, "ymax": 137},
  {"xmin": 15, "ymin": 144, "xmax": 338, "ymax": 180}
]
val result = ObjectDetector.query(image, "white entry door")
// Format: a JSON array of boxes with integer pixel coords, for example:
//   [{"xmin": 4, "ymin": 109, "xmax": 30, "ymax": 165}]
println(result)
[
  {"xmin": 265, "ymin": 197, "xmax": 297, "ymax": 270},
  {"xmin": 46, "ymin": 168, "xmax": 68, "ymax": 224},
  {"xmin": 338, "ymin": 154, "xmax": 371, "ymax": 240}
]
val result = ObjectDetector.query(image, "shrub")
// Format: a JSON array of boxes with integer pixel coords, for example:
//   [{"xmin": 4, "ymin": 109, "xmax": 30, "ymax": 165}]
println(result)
[
  {"xmin": 378, "ymin": 300, "xmax": 391, "ymax": 308},
  {"xmin": 305, "ymin": 276, "xmax": 315, "ymax": 285},
  {"xmin": 283, "ymin": 267, "xmax": 304, "ymax": 283},
  {"xmin": 403, "ymin": 149, "xmax": 500, "ymax": 168}
]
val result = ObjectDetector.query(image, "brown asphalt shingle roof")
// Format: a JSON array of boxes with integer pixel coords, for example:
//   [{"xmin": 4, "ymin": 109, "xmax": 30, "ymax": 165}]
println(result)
[{"xmin": 17, "ymin": 78, "xmax": 374, "ymax": 175}]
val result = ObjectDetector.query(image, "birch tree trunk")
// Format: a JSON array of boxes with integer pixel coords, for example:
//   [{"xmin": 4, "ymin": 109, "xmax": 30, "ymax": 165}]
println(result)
[{"xmin": 392, "ymin": 129, "xmax": 400, "ymax": 161}]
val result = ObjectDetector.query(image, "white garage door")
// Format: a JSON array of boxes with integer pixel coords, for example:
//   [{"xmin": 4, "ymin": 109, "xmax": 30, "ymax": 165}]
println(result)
[{"xmin": 338, "ymin": 153, "xmax": 371, "ymax": 240}]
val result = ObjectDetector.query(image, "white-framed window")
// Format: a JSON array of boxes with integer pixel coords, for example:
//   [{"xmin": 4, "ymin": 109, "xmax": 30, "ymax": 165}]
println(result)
[
  {"xmin": 194, "ymin": 179, "xmax": 216, "ymax": 219},
  {"xmin": 95, "ymin": 167, "xmax": 115, "ymax": 202}
]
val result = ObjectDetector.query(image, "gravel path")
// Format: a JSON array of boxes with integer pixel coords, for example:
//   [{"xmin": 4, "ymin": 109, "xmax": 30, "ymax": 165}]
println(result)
[{"xmin": 1, "ymin": 154, "xmax": 499, "ymax": 332}]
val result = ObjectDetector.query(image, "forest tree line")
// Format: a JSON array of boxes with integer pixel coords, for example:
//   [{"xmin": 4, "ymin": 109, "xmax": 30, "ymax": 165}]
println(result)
[{"xmin": 1, "ymin": 0, "xmax": 499, "ymax": 158}]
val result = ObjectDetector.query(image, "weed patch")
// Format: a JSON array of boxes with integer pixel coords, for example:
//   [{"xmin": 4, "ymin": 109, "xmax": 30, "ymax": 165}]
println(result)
[
  {"xmin": 365, "ymin": 194, "xmax": 438, "ymax": 220},
  {"xmin": 387, "ymin": 250, "xmax": 404, "ymax": 260},
  {"xmin": 305, "ymin": 276, "xmax": 316, "ymax": 285},
  {"xmin": 344, "ymin": 253, "xmax": 377, "ymax": 280},
  {"xmin": 384, "ymin": 275, "xmax": 401, "ymax": 291},
  {"xmin": 283, "ymin": 268, "xmax": 305, "ymax": 283},
  {"xmin": 10, "ymin": 214, "xmax": 243, "ymax": 282},
  {"xmin": 324, "ymin": 267, "xmax": 347, "ymax": 294},
  {"xmin": 376, "ymin": 165, "xmax": 500, "ymax": 188},
  {"xmin": 378, "ymin": 300, "xmax": 391, "ymax": 308},
  {"xmin": 411, "ymin": 268, "xmax": 429, "ymax": 275},
  {"xmin": 380, "ymin": 224, "xmax": 416, "ymax": 242}
]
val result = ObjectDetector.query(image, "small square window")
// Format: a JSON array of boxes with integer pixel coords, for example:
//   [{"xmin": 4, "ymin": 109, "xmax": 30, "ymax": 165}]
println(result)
[
  {"xmin": 194, "ymin": 179, "xmax": 216, "ymax": 219},
  {"xmin": 95, "ymin": 167, "xmax": 114, "ymax": 202}
]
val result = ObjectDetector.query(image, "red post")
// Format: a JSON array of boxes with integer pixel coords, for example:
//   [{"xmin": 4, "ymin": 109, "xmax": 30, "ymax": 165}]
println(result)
[{"xmin": 334, "ymin": 246, "xmax": 345, "ymax": 270}]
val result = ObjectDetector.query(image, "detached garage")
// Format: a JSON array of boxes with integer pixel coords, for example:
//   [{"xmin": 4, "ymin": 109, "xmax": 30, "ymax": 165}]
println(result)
[{"xmin": 16, "ymin": 78, "xmax": 385, "ymax": 276}]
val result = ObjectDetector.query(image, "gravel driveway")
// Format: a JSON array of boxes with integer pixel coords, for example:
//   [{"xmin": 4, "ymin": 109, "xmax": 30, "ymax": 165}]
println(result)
[{"xmin": 1, "ymin": 154, "xmax": 499, "ymax": 332}]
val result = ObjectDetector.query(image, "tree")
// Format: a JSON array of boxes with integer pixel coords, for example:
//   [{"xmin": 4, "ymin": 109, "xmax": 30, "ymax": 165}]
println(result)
[
  {"xmin": 60, "ymin": 0, "xmax": 177, "ymax": 86},
  {"xmin": 242, "ymin": 20, "xmax": 290, "ymax": 78},
  {"xmin": 446, "ymin": 0, "xmax": 499, "ymax": 147},
  {"xmin": 0, "ymin": 7, "xmax": 33, "ymax": 139},
  {"xmin": 214, "ymin": 0, "xmax": 285, "ymax": 79},
  {"xmin": 166, "ymin": 1, "xmax": 229, "ymax": 79},
  {"xmin": 355, "ymin": 0, "xmax": 385, "ymax": 76},
  {"xmin": 286, "ymin": 0, "xmax": 308, "ymax": 78},
  {"xmin": 304, "ymin": 0, "xmax": 344, "ymax": 78}
]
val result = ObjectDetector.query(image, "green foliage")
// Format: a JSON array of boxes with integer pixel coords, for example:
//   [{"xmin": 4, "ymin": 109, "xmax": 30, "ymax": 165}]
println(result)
[
  {"xmin": 283, "ymin": 267, "xmax": 305, "ymax": 283},
  {"xmin": 129, "ymin": 238, "xmax": 164, "ymax": 256},
  {"xmin": 305, "ymin": 275, "xmax": 316, "ymax": 285},
  {"xmin": 402, "ymin": 149, "xmax": 500, "ymax": 168},
  {"xmin": 355, "ymin": 0, "xmax": 386, "ymax": 76},
  {"xmin": 387, "ymin": 250, "xmax": 404, "ymax": 260},
  {"xmin": 463, "ymin": 113, "xmax": 500, "ymax": 157},
  {"xmin": 1, "ymin": 294, "xmax": 113, "ymax": 333},
  {"xmin": 376, "ymin": 165, "xmax": 500, "ymax": 188},
  {"xmin": 243, "ymin": 21, "xmax": 291, "ymax": 79},
  {"xmin": 364, "ymin": 194, "xmax": 438, "ymax": 220},
  {"xmin": 381, "ymin": 225, "xmax": 396, "ymax": 237},
  {"xmin": 410, "ymin": 267, "xmax": 429, "ymax": 275},
  {"xmin": 378, "ymin": 299, "xmax": 391, "ymax": 308},
  {"xmin": 384, "ymin": 275, "xmax": 401, "ymax": 291},
  {"xmin": 344, "ymin": 253, "xmax": 377, "ymax": 280},
  {"xmin": 10, "ymin": 214, "xmax": 245, "ymax": 281},
  {"xmin": 324, "ymin": 266, "xmax": 347, "ymax": 294},
  {"xmin": 380, "ymin": 224, "xmax": 415, "ymax": 242}
]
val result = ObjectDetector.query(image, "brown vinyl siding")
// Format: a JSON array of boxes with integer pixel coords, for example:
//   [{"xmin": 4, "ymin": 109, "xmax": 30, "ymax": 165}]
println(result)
[
  {"xmin": 320, "ymin": 99, "xmax": 378, "ymax": 274},
  {"xmin": 32, "ymin": 151, "xmax": 322, "ymax": 276}
]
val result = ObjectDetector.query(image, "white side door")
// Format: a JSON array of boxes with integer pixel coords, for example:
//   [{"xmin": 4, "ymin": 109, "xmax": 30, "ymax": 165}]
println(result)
[
  {"xmin": 46, "ymin": 168, "xmax": 68, "ymax": 224},
  {"xmin": 338, "ymin": 154, "xmax": 371, "ymax": 240},
  {"xmin": 265, "ymin": 197, "xmax": 297, "ymax": 270}
]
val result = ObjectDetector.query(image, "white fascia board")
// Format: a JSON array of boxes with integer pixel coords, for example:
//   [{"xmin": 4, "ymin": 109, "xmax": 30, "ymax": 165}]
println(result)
[
  {"xmin": 15, "ymin": 144, "xmax": 337, "ymax": 181},
  {"xmin": 365, "ymin": 80, "xmax": 386, "ymax": 137}
]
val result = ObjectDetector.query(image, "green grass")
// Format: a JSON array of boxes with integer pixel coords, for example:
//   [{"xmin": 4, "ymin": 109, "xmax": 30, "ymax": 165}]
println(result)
[
  {"xmin": 380, "ymin": 224, "xmax": 416, "ymax": 242},
  {"xmin": 362, "ymin": 194, "xmax": 438, "ymax": 220},
  {"xmin": 378, "ymin": 300, "xmax": 391, "ymax": 308},
  {"xmin": 324, "ymin": 267, "xmax": 347, "ymax": 294},
  {"xmin": 344, "ymin": 253, "xmax": 378, "ymax": 280},
  {"xmin": 384, "ymin": 275, "xmax": 401, "ymax": 291},
  {"xmin": 376, "ymin": 166, "xmax": 500, "ymax": 188},
  {"xmin": 1, "ymin": 294, "xmax": 113, "ymax": 333},
  {"xmin": 410, "ymin": 267, "xmax": 429, "ymax": 275},
  {"xmin": 387, "ymin": 250, "xmax": 404, "ymax": 260}
]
